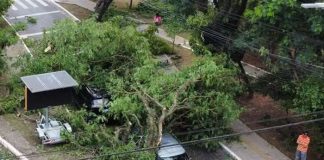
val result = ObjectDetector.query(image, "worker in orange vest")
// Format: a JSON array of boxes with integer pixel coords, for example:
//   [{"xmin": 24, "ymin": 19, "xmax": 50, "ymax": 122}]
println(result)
[{"xmin": 295, "ymin": 131, "xmax": 310, "ymax": 160}]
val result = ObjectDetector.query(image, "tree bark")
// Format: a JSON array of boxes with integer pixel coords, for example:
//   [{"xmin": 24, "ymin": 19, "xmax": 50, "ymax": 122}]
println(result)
[
  {"xmin": 238, "ymin": 61, "xmax": 253, "ymax": 98},
  {"xmin": 95, "ymin": 0, "xmax": 113, "ymax": 22},
  {"xmin": 157, "ymin": 108, "xmax": 167, "ymax": 147},
  {"xmin": 129, "ymin": 0, "xmax": 133, "ymax": 9},
  {"xmin": 196, "ymin": 0, "xmax": 209, "ymax": 12},
  {"xmin": 134, "ymin": 79, "xmax": 198, "ymax": 147},
  {"xmin": 289, "ymin": 48, "xmax": 299, "ymax": 81}
]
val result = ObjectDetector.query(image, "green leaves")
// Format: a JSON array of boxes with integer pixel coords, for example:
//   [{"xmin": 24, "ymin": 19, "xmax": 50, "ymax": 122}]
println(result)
[
  {"xmin": 20, "ymin": 19, "xmax": 153, "ymax": 82},
  {"xmin": 187, "ymin": 11, "xmax": 213, "ymax": 29},
  {"xmin": 293, "ymin": 76, "xmax": 324, "ymax": 112},
  {"xmin": 245, "ymin": 0, "xmax": 297, "ymax": 21},
  {"xmin": 0, "ymin": 0, "xmax": 12, "ymax": 15}
]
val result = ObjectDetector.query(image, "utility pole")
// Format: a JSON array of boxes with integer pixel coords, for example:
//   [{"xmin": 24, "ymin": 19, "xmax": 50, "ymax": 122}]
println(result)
[{"xmin": 301, "ymin": 3, "xmax": 324, "ymax": 9}]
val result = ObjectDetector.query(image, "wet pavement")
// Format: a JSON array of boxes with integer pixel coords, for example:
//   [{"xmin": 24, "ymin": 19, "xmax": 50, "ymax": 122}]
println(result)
[{"xmin": 4, "ymin": 0, "xmax": 77, "ymax": 39}]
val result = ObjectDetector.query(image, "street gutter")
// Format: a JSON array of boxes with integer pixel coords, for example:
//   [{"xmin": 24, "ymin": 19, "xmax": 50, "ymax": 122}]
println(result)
[{"xmin": 0, "ymin": 135, "xmax": 28, "ymax": 160}]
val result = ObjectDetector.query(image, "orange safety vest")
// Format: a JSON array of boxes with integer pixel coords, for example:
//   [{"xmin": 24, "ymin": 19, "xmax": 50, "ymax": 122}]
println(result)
[{"xmin": 297, "ymin": 135, "xmax": 310, "ymax": 153}]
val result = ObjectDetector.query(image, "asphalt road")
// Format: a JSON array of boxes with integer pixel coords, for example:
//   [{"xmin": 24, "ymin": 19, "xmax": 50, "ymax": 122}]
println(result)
[{"xmin": 4, "ymin": 0, "xmax": 77, "ymax": 39}]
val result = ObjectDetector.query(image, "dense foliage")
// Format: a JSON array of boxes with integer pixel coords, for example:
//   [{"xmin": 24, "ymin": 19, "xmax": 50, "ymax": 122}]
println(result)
[
  {"xmin": 0, "ymin": 0, "xmax": 15, "ymax": 74},
  {"xmin": 1, "ymin": 15, "xmax": 243, "ymax": 159},
  {"xmin": 181, "ymin": 0, "xmax": 324, "ymax": 156},
  {"xmin": 242, "ymin": 0, "xmax": 324, "ymax": 112},
  {"xmin": 0, "ymin": 0, "xmax": 12, "ymax": 15}
]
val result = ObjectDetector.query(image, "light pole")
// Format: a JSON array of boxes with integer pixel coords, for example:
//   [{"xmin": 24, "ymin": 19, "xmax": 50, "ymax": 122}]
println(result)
[{"xmin": 301, "ymin": 3, "xmax": 324, "ymax": 9}]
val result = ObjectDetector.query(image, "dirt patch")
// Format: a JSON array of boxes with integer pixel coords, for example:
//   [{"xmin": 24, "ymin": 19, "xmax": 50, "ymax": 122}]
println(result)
[
  {"xmin": 113, "ymin": 0, "xmax": 142, "ymax": 9},
  {"xmin": 0, "ymin": 114, "xmax": 81, "ymax": 160},
  {"xmin": 238, "ymin": 93, "xmax": 320, "ymax": 160},
  {"xmin": 173, "ymin": 46, "xmax": 196, "ymax": 69},
  {"xmin": 58, "ymin": 3, "xmax": 93, "ymax": 20},
  {"xmin": 243, "ymin": 52, "xmax": 267, "ymax": 69}
]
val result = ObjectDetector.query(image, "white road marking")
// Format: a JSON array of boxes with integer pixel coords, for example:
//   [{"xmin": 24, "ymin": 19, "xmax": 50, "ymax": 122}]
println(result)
[
  {"xmin": 9, "ymin": 10, "xmax": 61, "ymax": 19},
  {"xmin": 0, "ymin": 136, "xmax": 29, "ymax": 160},
  {"xmin": 15, "ymin": 0, "xmax": 29, "ymax": 9},
  {"xmin": 24, "ymin": 0, "xmax": 39, "ymax": 8},
  {"xmin": 50, "ymin": 0, "xmax": 80, "ymax": 21},
  {"xmin": 20, "ymin": 32, "xmax": 44, "ymax": 38},
  {"xmin": 2, "ymin": 15, "xmax": 32, "ymax": 56},
  {"xmin": 11, "ymin": 5, "xmax": 18, "ymax": 11},
  {"xmin": 35, "ymin": 0, "xmax": 48, "ymax": 6}
]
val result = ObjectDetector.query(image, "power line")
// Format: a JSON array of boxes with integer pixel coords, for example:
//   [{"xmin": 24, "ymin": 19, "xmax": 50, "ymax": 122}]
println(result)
[
  {"xmin": 3, "ymin": 3, "xmax": 323, "ymax": 159},
  {"xmin": 3, "ymin": 107, "xmax": 324, "ymax": 160},
  {"xmin": 174, "ymin": 109, "xmax": 324, "ymax": 137},
  {"xmin": 140, "ymin": 0, "xmax": 324, "ymax": 90},
  {"xmin": 200, "ymin": 28, "xmax": 324, "ymax": 78},
  {"xmin": 142, "ymin": 1, "xmax": 324, "ymax": 71},
  {"xmin": 77, "ymin": 117, "xmax": 324, "ymax": 160},
  {"xmin": 197, "ymin": 27, "xmax": 323, "ymax": 81}
]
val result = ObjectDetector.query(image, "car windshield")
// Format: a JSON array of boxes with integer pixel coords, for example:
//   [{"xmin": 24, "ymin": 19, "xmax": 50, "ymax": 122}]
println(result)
[{"xmin": 92, "ymin": 99, "xmax": 108, "ymax": 108}]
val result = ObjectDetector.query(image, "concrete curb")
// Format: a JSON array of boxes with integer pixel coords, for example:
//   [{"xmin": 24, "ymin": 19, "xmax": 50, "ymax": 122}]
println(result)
[
  {"xmin": 53, "ymin": 0, "xmax": 95, "ymax": 12},
  {"xmin": 1, "ymin": 15, "xmax": 32, "ymax": 56},
  {"xmin": 241, "ymin": 61, "xmax": 271, "ymax": 75},
  {"xmin": 0, "ymin": 136, "xmax": 29, "ymax": 160},
  {"xmin": 219, "ymin": 142, "xmax": 242, "ymax": 160},
  {"xmin": 50, "ymin": 0, "xmax": 80, "ymax": 22}
]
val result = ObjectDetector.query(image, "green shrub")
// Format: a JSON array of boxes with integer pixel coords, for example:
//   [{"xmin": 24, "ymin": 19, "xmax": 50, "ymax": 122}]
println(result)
[
  {"xmin": 0, "ymin": 52, "xmax": 7, "ymax": 74},
  {"xmin": 13, "ymin": 22, "xmax": 27, "ymax": 31},
  {"xmin": 149, "ymin": 36, "xmax": 173, "ymax": 55},
  {"xmin": 143, "ymin": 25, "xmax": 172, "ymax": 55},
  {"xmin": 26, "ymin": 16, "xmax": 37, "ymax": 24},
  {"xmin": 0, "ymin": 96, "xmax": 20, "ymax": 114},
  {"xmin": 0, "ymin": 28, "xmax": 18, "ymax": 49}
]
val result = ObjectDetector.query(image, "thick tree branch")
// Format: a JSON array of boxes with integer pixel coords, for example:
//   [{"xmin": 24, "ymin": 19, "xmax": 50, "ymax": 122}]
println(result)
[
  {"xmin": 139, "ymin": 87, "xmax": 165, "ymax": 109},
  {"xmin": 167, "ymin": 78, "xmax": 199, "ymax": 117}
]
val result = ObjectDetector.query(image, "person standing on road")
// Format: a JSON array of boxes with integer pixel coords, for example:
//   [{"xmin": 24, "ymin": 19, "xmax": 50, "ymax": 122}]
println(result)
[
  {"xmin": 295, "ymin": 131, "xmax": 310, "ymax": 160},
  {"xmin": 154, "ymin": 13, "xmax": 162, "ymax": 26}
]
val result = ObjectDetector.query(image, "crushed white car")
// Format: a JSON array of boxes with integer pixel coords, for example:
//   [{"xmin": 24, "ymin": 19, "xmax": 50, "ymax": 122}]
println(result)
[{"xmin": 36, "ymin": 115, "xmax": 72, "ymax": 145}]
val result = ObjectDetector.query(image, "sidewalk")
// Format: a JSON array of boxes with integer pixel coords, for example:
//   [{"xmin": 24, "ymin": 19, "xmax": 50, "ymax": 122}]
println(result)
[
  {"xmin": 54, "ymin": 0, "xmax": 96, "ymax": 12},
  {"xmin": 0, "ymin": 116, "xmax": 42, "ymax": 160},
  {"xmin": 55, "ymin": 0, "xmax": 192, "ymax": 49},
  {"xmin": 226, "ymin": 120, "xmax": 291, "ymax": 160}
]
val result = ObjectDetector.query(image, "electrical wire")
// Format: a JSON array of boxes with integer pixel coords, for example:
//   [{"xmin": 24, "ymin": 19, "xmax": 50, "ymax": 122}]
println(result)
[
  {"xmin": 3, "ymin": 108, "xmax": 324, "ymax": 160},
  {"xmin": 2, "ymin": 2, "xmax": 323, "ymax": 159},
  {"xmin": 77, "ymin": 117, "xmax": 324, "ymax": 160},
  {"xmin": 142, "ymin": 1, "xmax": 324, "ymax": 71}
]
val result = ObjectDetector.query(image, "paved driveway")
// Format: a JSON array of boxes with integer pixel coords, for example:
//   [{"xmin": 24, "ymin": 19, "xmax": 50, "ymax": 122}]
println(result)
[{"xmin": 4, "ymin": 0, "xmax": 77, "ymax": 39}]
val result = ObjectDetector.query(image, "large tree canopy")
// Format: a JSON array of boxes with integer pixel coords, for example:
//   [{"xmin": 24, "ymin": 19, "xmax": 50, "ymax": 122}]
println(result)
[
  {"xmin": 1, "ymin": 16, "xmax": 243, "ymax": 157},
  {"xmin": 108, "ymin": 56, "xmax": 242, "ymax": 147}
]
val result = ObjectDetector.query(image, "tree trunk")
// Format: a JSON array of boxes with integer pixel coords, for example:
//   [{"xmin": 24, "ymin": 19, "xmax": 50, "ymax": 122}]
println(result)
[
  {"xmin": 196, "ymin": 0, "xmax": 209, "ymax": 12},
  {"xmin": 289, "ymin": 48, "xmax": 299, "ymax": 81},
  {"xmin": 129, "ymin": 0, "xmax": 133, "ymax": 9},
  {"xmin": 238, "ymin": 61, "xmax": 253, "ymax": 98},
  {"xmin": 172, "ymin": 36, "xmax": 176, "ymax": 54},
  {"xmin": 157, "ymin": 109, "xmax": 167, "ymax": 147},
  {"xmin": 146, "ymin": 112, "xmax": 158, "ymax": 147},
  {"xmin": 213, "ymin": 0, "xmax": 220, "ymax": 8},
  {"xmin": 230, "ymin": 51, "xmax": 253, "ymax": 98},
  {"xmin": 95, "ymin": 0, "xmax": 113, "ymax": 22}
]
